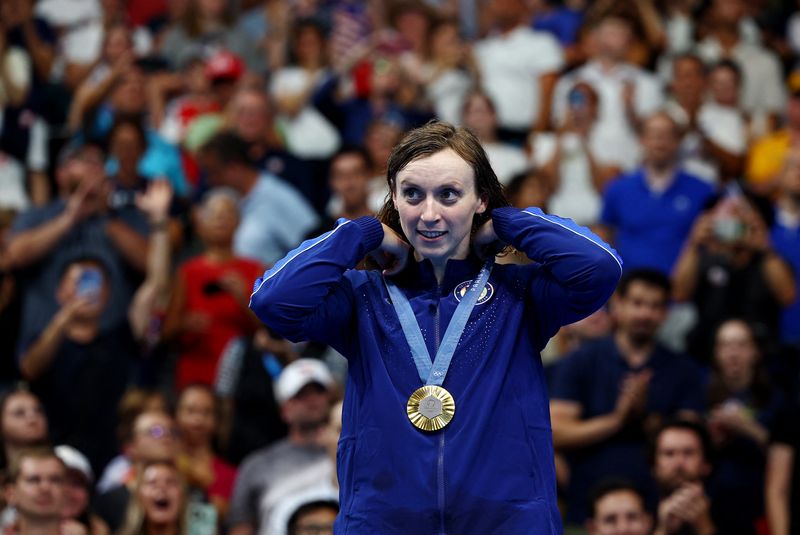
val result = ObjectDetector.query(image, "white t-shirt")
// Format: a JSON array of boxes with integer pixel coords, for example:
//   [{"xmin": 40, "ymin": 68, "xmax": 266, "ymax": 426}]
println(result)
[
  {"xmin": 423, "ymin": 67, "xmax": 473, "ymax": 126},
  {"xmin": 552, "ymin": 61, "xmax": 663, "ymax": 160},
  {"xmin": 474, "ymin": 26, "xmax": 564, "ymax": 130},
  {"xmin": 0, "ymin": 111, "xmax": 48, "ymax": 211},
  {"xmin": 483, "ymin": 142, "xmax": 528, "ymax": 185}
]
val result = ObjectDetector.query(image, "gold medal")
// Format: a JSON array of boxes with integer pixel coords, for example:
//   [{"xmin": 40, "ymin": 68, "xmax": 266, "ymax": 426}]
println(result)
[{"xmin": 406, "ymin": 385, "xmax": 456, "ymax": 432}]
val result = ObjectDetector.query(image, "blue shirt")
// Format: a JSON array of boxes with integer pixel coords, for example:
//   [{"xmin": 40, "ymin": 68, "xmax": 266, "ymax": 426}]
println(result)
[
  {"xmin": 601, "ymin": 168, "xmax": 715, "ymax": 274},
  {"xmin": 551, "ymin": 336, "xmax": 706, "ymax": 523},
  {"xmin": 772, "ymin": 214, "xmax": 800, "ymax": 344},
  {"xmin": 250, "ymin": 207, "xmax": 622, "ymax": 534}
]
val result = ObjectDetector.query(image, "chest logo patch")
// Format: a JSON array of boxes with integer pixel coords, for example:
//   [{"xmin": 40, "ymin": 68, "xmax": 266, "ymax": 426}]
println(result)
[{"xmin": 453, "ymin": 280, "xmax": 494, "ymax": 304}]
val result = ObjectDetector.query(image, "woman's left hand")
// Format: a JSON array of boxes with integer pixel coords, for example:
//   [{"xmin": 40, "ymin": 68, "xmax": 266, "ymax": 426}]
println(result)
[{"xmin": 473, "ymin": 219, "xmax": 501, "ymax": 260}]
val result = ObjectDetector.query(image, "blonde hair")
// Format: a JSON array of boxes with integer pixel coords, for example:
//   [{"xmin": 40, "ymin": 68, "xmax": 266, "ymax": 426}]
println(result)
[{"xmin": 117, "ymin": 461, "xmax": 188, "ymax": 535}]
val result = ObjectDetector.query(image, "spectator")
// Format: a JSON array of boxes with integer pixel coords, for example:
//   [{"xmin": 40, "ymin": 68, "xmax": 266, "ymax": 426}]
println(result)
[
  {"xmin": 419, "ymin": 17, "xmax": 475, "ymax": 126},
  {"xmin": 227, "ymin": 359, "xmax": 335, "ymax": 535},
  {"xmin": 161, "ymin": 188, "xmax": 262, "ymax": 390},
  {"xmin": 285, "ymin": 499, "xmax": 338, "ymax": 535},
  {"xmin": 117, "ymin": 461, "xmax": 187, "ymax": 535},
  {"xmin": 747, "ymin": 82, "xmax": 800, "ymax": 196},
  {"xmin": 673, "ymin": 188, "xmax": 796, "ymax": 360},
  {"xmin": 766, "ymin": 403, "xmax": 800, "ymax": 535},
  {"xmin": 504, "ymin": 168, "xmax": 553, "ymax": 212},
  {"xmin": 4, "ymin": 142, "xmax": 148, "ymax": 350},
  {"xmin": 550, "ymin": 269, "xmax": 705, "ymax": 525},
  {"xmin": 552, "ymin": 14, "xmax": 663, "ymax": 162},
  {"xmin": 695, "ymin": 0, "xmax": 786, "ymax": 135},
  {"xmin": 316, "ymin": 146, "xmax": 375, "ymax": 235},
  {"xmin": 363, "ymin": 116, "xmax": 406, "ymax": 213},
  {"xmin": 174, "ymin": 384, "xmax": 237, "ymax": 519},
  {"xmin": 198, "ymin": 132, "xmax": 319, "ymax": 266},
  {"xmin": 107, "ymin": 115, "xmax": 149, "ymax": 193},
  {"xmin": 18, "ymin": 255, "xmax": 140, "ymax": 472},
  {"xmin": 94, "ymin": 410, "xmax": 178, "ymax": 533},
  {"xmin": 474, "ymin": 0, "xmax": 564, "ymax": 138},
  {"xmin": 529, "ymin": 0, "xmax": 586, "ymax": 66},
  {"xmin": 0, "ymin": 388, "xmax": 48, "ymax": 472},
  {"xmin": 600, "ymin": 112, "xmax": 716, "ymax": 275},
  {"xmin": 460, "ymin": 91, "xmax": 528, "ymax": 186},
  {"xmin": 3, "ymin": 448, "xmax": 82, "ymax": 535},
  {"xmin": 586, "ymin": 479, "xmax": 652, "ymax": 535},
  {"xmin": 651, "ymin": 419, "xmax": 715, "ymax": 535},
  {"xmin": 705, "ymin": 318, "xmax": 782, "ymax": 535},
  {"xmin": 269, "ymin": 18, "xmax": 340, "ymax": 161},
  {"xmin": 531, "ymin": 82, "xmax": 629, "ymax": 226},
  {"xmin": 665, "ymin": 54, "xmax": 745, "ymax": 185},
  {"xmin": 55, "ymin": 445, "xmax": 109, "ymax": 535},
  {"xmin": 771, "ymin": 149, "xmax": 800, "ymax": 347},
  {"xmin": 159, "ymin": 0, "xmax": 262, "ymax": 73}
]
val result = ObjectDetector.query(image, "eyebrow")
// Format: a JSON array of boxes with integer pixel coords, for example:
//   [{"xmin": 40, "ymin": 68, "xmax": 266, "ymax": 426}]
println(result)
[{"xmin": 397, "ymin": 178, "xmax": 464, "ymax": 189}]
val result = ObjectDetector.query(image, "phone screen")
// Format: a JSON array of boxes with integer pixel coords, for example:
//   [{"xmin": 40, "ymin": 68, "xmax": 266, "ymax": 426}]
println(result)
[{"xmin": 76, "ymin": 267, "xmax": 103, "ymax": 301}]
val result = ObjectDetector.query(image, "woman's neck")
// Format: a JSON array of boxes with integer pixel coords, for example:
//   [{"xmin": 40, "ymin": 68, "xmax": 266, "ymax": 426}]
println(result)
[
  {"xmin": 204, "ymin": 246, "xmax": 234, "ymax": 262},
  {"xmin": 18, "ymin": 516, "xmax": 61, "ymax": 535},
  {"xmin": 146, "ymin": 520, "xmax": 178, "ymax": 535},
  {"xmin": 181, "ymin": 439, "xmax": 213, "ymax": 458}
]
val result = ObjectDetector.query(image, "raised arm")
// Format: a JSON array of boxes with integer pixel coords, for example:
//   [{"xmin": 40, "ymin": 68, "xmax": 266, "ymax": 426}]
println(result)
[
  {"xmin": 491, "ymin": 207, "xmax": 622, "ymax": 335},
  {"xmin": 248, "ymin": 217, "xmax": 386, "ymax": 350}
]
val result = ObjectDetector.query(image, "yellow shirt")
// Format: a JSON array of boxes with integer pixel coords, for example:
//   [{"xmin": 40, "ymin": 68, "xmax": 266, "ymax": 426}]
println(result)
[{"xmin": 746, "ymin": 129, "xmax": 791, "ymax": 185}]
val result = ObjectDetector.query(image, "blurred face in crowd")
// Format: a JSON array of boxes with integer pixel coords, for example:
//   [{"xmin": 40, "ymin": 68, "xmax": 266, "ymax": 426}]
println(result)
[
  {"xmin": 364, "ymin": 121, "xmax": 402, "ymax": 174},
  {"xmin": 393, "ymin": 7, "xmax": 431, "ymax": 50},
  {"xmin": 129, "ymin": 412, "xmax": 177, "ymax": 463},
  {"xmin": 291, "ymin": 505, "xmax": 337, "ymax": 535},
  {"xmin": 7, "ymin": 456, "xmax": 65, "ymax": 521},
  {"xmin": 780, "ymin": 149, "xmax": 800, "ymax": 203},
  {"xmin": 711, "ymin": 0, "xmax": 746, "ymax": 27},
  {"xmin": 429, "ymin": 21, "xmax": 463, "ymax": 65},
  {"xmin": 196, "ymin": 192, "xmax": 239, "ymax": 248},
  {"xmin": 109, "ymin": 122, "xmax": 146, "ymax": 179},
  {"xmin": 184, "ymin": 60, "xmax": 211, "ymax": 95},
  {"xmin": 593, "ymin": 17, "xmax": 632, "ymax": 61},
  {"xmin": 612, "ymin": 281, "xmax": 668, "ymax": 346},
  {"xmin": 330, "ymin": 152, "xmax": 371, "ymax": 213},
  {"xmin": 487, "ymin": 0, "xmax": 527, "ymax": 29},
  {"xmin": 110, "ymin": 66, "xmax": 147, "ymax": 115},
  {"xmin": 2, "ymin": 392, "xmax": 47, "ymax": 446},
  {"xmin": 508, "ymin": 172, "xmax": 551, "ymax": 210},
  {"xmin": 293, "ymin": 25, "xmax": 326, "ymax": 67},
  {"xmin": 587, "ymin": 489, "xmax": 652, "ymax": 535},
  {"xmin": 714, "ymin": 320, "xmax": 758, "ymax": 388},
  {"xmin": 671, "ymin": 57, "xmax": 706, "ymax": 106},
  {"xmin": 462, "ymin": 93, "xmax": 497, "ymax": 140},
  {"xmin": 138, "ymin": 463, "xmax": 184, "ymax": 527},
  {"xmin": 654, "ymin": 428, "xmax": 709, "ymax": 492},
  {"xmin": 58, "ymin": 146, "xmax": 108, "ymax": 203},
  {"xmin": 61, "ymin": 469, "xmax": 91, "ymax": 520},
  {"xmin": 176, "ymin": 386, "xmax": 216, "ymax": 448},
  {"xmin": 281, "ymin": 383, "xmax": 332, "ymax": 432},
  {"xmin": 230, "ymin": 90, "xmax": 271, "ymax": 144},
  {"xmin": 708, "ymin": 65, "xmax": 740, "ymax": 107},
  {"xmin": 103, "ymin": 25, "xmax": 133, "ymax": 64},
  {"xmin": 393, "ymin": 149, "xmax": 487, "ymax": 269},
  {"xmin": 640, "ymin": 113, "xmax": 681, "ymax": 170},
  {"xmin": 196, "ymin": 0, "xmax": 227, "ymax": 20},
  {"xmin": 56, "ymin": 261, "xmax": 111, "ymax": 320}
]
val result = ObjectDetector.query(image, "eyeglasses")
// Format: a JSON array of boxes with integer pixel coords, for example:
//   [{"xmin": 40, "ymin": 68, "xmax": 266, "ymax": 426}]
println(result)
[{"xmin": 138, "ymin": 424, "xmax": 178, "ymax": 439}]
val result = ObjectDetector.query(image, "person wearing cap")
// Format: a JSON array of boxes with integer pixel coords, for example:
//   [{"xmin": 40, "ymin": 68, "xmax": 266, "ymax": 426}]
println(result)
[
  {"xmin": 226, "ymin": 358, "xmax": 336, "ymax": 535},
  {"xmin": 55, "ymin": 445, "xmax": 110, "ymax": 535}
]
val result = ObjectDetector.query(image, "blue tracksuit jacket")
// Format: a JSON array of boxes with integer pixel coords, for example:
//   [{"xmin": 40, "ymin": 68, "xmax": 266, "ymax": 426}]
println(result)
[{"xmin": 249, "ymin": 207, "xmax": 622, "ymax": 534}]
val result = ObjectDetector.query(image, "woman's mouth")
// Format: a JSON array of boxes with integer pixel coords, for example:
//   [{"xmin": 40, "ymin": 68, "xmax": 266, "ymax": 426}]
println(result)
[
  {"xmin": 154, "ymin": 498, "xmax": 171, "ymax": 510},
  {"xmin": 417, "ymin": 230, "xmax": 447, "ymax": 239}
]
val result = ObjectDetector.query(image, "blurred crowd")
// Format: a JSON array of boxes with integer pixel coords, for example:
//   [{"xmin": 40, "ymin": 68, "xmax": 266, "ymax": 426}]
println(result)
[{"xmin": 1, "ymin": 0, "xmax": 800, "ymax": 533}]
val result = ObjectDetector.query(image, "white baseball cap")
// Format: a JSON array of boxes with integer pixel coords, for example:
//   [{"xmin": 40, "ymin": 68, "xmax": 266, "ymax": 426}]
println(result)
[
  {"xmin": 275, "ymin": 359, "xmax": 334, "ymax": 404},
  {"xmin": 55, "ymin": 445, "xmax": 94, "ymax": 484}
]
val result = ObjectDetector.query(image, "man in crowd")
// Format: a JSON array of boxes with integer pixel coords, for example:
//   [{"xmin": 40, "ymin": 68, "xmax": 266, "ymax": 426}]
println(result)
[
  {"xmin": 586, "ymin": 479, "xmax": 652, "ymax": 535},
  {"xmin": 550, "ymin": 269, "xmax": 705, "ymax": 524},
  {"xmin": 4, "ymin": 448, "xmax": 85, "ymax": 535},
  {"xmin": 600, "ymin": 112, "xmax": 715, "ymax": 275},
  {"xmin": 199, "ymin": 132, "xmax": 318, "ymax": 266},
  {"xmin": 651, "ymin": 419, "xmax": 715, "ymax": 535},
  {"xmin": 227, "ymin": 359, "xmax": 336, "ymax": 535}
]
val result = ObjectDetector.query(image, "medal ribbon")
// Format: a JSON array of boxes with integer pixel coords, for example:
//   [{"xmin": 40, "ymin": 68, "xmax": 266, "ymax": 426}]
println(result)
[{"xmin": 384, "ymin": 261, "xmax": 493, "ymax": 386}]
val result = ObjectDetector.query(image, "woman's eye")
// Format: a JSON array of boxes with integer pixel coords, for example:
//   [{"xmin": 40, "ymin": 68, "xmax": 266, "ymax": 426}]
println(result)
[
  {"xmin": 402, "ymin": 188, "xmax": 422, "ymax": 202},
  {"xmin": 440, "ymin": 189, "xmax": 459, "ymax": 201}
]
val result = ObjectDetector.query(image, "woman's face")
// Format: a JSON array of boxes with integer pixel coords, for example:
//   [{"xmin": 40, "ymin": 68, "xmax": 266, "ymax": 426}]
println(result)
[
  {"xmin": 462, "ymin": 95, "xmax": 496, "ymax": 138},
  {"xmin": 294, "ymin": 26, "xmax": 324, "ymax": 65},
  {"xmin": 708, "ymin": 67, "xmax": 739, "ymax": 107},
  {"xmin": 430, "ymin": 23, "xmax": 462, "ymax": 64},
  {"xmin": 197, "ymin": 195, "xmax": 239, "ymax": 247},
  {"xmin": 175, "ymin": 387, "xmax": 216, "ymax": 447},
  {"xmin": 714, "ymin": 320, "xmax": 758, "ymax": 384},
  {"xmin": 139, "ymin": 465, "xmax": 183, "ymax": 526},
  {"xmin": 393, "ymin": 148, "xmax": 486, "ymax": 267},
  {"xmin": 110, "ymin": 123, "xmax": 145, "ymax": 171},
  {"xmin": 2, "ymin": 392, "xmax": 47, "ymax": 446}
]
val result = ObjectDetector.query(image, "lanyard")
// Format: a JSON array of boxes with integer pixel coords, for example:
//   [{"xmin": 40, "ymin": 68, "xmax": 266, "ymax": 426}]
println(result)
[{"xmin": 384, "ymin": 261, "xmax": 493, "ymax": 385}]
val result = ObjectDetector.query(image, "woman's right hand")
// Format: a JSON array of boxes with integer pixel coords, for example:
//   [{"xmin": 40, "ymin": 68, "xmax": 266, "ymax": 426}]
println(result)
[{"xmin": 371, "ymin": 224, "xmax": 411, "ymax": 276}]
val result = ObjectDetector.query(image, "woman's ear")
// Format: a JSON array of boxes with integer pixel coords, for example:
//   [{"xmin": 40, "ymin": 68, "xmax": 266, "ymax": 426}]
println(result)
[{"xmin": 476, "ymin": 194, "xmax": 488, "ymax": 215}]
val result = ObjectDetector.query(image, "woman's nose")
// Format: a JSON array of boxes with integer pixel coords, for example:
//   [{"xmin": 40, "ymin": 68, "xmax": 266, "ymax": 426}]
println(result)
[{"xmin": 420, "ymin": 199, "xmax": 440, "ymax": 223}]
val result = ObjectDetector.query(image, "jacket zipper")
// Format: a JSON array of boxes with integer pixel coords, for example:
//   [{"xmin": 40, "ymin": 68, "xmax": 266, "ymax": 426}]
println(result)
[{"xmin": 434, "ymin": 282, "xmax": 446, "ymax": 535}]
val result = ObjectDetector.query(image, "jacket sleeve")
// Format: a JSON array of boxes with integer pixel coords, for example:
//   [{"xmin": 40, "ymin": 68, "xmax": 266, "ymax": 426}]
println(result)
[
  {"xmin": 248, "ymin": 217, "xmax": 384, "ymax": 352},
  {"xmin": 492, "ymin": 207, "xmax": 622, "ymax": 342}
]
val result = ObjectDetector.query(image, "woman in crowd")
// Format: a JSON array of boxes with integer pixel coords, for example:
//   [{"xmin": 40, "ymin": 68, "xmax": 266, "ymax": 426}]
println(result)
[
  {"xmin": 706, "ymin": 318, "xmax": 783, "ymax": 535},
  {"xmin": 0, "ymin": 387, "xmax": 48, "ymax": 472},
  {"xmin": 174, "ymin": 384, "xmax": 237, "ymax": 519},
  {"xmin": 118, "ymin": 461, "xmax": 187, "ymax": 535}
]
